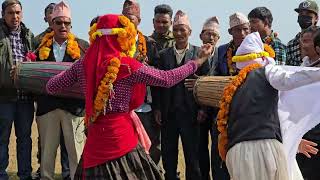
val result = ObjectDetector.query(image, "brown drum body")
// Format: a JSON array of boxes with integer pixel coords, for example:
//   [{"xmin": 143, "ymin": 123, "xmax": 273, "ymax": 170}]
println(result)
[
  {"xmin": 15, "ymin": 61, "xmax": 83, "ymax": 99},
  {"xmin": 193, "ymin": 76, "xmax": 234, "ymax": 107}
]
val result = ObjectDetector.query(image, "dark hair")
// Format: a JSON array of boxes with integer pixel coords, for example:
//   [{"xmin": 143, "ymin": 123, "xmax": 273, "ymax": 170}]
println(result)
[
  {"xmin": 44, "ymin": 3, "xmax": 55, "ymax": 16},
  {"xmin": 2, "ymin": 0, "xmax": 22, "ymax": 12},
  {"xmin": 154, "ymin": 4, "xmax": 173, "ymax": 18},
  {"xmin": 90, "ymin": 16, "xmax": 100, "ymax": 27},
  {"xmin": 248, "ymin": 7, "xmax": 273, "ymax": 28},
  {"xmin": 312, "ymin": 27, "xmax": 320, "ymax": 48}
]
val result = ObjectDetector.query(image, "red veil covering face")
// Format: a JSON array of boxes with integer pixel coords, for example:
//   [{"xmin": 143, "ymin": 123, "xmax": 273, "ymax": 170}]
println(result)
[{"xmin": 84, "ymin": 14, "xmax": 146, "ymax": 124}]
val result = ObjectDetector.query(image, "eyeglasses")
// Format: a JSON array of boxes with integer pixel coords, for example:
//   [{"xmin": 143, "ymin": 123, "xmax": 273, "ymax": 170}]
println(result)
[
  {"xmin": 202, "ymin": 31, "xmax": 220, "ymax": 39},
  {"xmin": 54, "ymin": 21, "xmax": 71, "ymax": 27}
]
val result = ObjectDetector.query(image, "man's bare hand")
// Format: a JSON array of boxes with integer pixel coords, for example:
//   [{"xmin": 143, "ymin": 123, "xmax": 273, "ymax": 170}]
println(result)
[
  {"xmin": 298, "ymin": 139, "xmax": 318, "ymax": 158},
  {"xmin": 198, "ymin": 43, "xmax": 214, "ymax": 59},
  {"xmin": 195, "ymin": 43, "xmax": 214, "ymax": 67}
]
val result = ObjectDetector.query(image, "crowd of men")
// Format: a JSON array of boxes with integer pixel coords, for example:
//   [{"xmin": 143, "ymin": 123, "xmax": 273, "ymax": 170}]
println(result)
[{"xmin": 1, "ymin": 0, "xmax": 320, "ymax": 180}]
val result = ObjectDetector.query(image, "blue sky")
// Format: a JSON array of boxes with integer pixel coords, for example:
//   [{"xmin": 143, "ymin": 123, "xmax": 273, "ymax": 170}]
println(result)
[{"xmin": 20, "ymin": 0, "xmax": 306, "ymax": 46}]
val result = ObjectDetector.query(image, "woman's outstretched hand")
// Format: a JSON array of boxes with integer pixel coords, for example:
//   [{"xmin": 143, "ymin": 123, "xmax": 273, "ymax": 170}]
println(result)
[{"xmin": 195, "ymin": 43, "xmax": 214, "ymax": 66}]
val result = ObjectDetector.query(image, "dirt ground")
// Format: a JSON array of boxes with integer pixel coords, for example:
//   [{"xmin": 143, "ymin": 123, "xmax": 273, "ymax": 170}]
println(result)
[{"xmin": 8, "ymin": 121, "xmax": 195, "ymax": 179}]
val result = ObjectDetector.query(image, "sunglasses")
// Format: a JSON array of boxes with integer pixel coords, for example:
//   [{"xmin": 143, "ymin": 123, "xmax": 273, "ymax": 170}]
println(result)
[{"xmin": 54, "ymin": 21, "xmax": 71, "ymax": 26}]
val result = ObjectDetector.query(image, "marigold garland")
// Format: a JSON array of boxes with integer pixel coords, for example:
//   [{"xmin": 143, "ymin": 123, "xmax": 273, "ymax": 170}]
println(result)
[
  {"xmin": 263, "ymin": 44, "xmax": 275, "ymax": 58},
  {"xmin": 226, "ymin": 41, "xmax": 236, "ymax": 75},
  {"xmin": 38, "ymin": 31, "xmax": 81, "ymax": 60},
  {"xmin": 136, "ymin": 30, "xmax": 147, "ymax": 62},
  {"xmin": 90, "ymin": 15, "xmax": 137, "ymax": 58},
  {"xmin": 91, "ymin": 57, "xmax": 121, "ymax": 124},
  {"xmin": 88, "ymin": 23, "xmax": 98, "ymax": 44},
  {"xmin": 264, "ymin": 32, "xmax": 278, "ymax": 45},
  {"xmin": 217, "ymin": 63, "xmax": 262, "ymax": 161}
]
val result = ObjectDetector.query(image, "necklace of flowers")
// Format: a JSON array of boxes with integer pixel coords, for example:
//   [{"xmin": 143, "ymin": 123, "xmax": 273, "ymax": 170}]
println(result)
[
  {"xmin": 263, "ymin": 44, "xmax": 276, "ymax": 58},
  {"xmin": 231, "ymin": 44, "xmax": 276, "ymax": 63},
  {"xmin": 91, "ymin": 56, "xmax": 121, "ymax": 124},
  {"xmin": 216, "ymin": 63, "xmax": 262, "ymax": 161},
  {"xmin": 264, "ymin": 32, "xmax": 278, "ymax": 45},
  {"xmin": 90, "ymin": 15, "xmax": 137, "ymax": 58},
  {"xmin": 38, "ymin": 31, "xmax": 81, "ymax": 60},
  {"xmin": 88, "ymin": 23, "xmax": 98, "ymax": 44},
  {"xmin": 226, "ymin": 41, "xmax": 237, "ymax": 75},
  {"xmin": 136, "ymin": 30, "xmax": 147, "ymax": 62},
  {"xmin": 87, "ymin": 15, "xmax": 137, "ymax": 125}
]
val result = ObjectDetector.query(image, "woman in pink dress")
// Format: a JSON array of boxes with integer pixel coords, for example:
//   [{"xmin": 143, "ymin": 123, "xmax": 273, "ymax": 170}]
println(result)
[{"xmin": 46, "ymin": 14, "xmax": 212, "ymax": 180}]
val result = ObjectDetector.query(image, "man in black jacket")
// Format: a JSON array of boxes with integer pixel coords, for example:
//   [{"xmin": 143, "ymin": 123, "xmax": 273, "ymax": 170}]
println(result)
[
  {"xmin": 33, "ymin": 3, "xmax": 71, "ymax": 180},
  {"xmin": 34, "ymin": 2, "xmax": 88, "ymax": 179},
  {"xmin": 156, "ymin": 10, "xmax": 210, "ymax": 180}
]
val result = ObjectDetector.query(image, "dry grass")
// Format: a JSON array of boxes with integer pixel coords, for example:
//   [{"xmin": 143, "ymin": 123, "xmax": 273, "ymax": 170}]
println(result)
[
  {"xmin": 8, "ymin": 121, "xmax": 62, "ymax": 179},
  {"xmin": 8, "ymin": 121, "xmax": 192, "ymax": 179}
]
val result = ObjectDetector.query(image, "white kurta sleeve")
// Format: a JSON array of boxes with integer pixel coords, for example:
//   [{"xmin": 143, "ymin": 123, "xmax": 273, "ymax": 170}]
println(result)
[
  {"xmin": 265, "ymin": 64, "xmax": 320, "ymax": 91},
  {"xmin": 270, "ymin": 64, "xmax": 320, "ymax": 179}
]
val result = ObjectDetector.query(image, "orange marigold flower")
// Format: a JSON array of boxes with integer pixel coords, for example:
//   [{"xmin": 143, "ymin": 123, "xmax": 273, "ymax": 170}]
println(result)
[
  {"xmin": 264, "ymin": 44, "xmax": 275, "ymax": 58},
  {"xmin": 107, "ymin": 73, "xmax": 117, "ymax": 81},
  {"xmin": 107, "ymin": 66, "xmax": 119, "ymax": 74}
]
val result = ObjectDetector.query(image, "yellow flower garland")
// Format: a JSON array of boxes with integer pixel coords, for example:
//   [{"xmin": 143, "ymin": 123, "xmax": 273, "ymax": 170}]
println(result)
[
  {"xmin": 38, "ymin": 31, "xmax": 81, "ymax": 60},
  {"xmin": 232, "ymin": 51, "xmax": 270, "ymax": 62},
  {"xmin": 217, "ymin": 63, "xmax": 262, "ymax": 161},
  {"xmin": 89, "ymin": 15, "xmax": 137, "ymax": 58},
  {"xmin": 231, "ymin": 44, "xmax": 276, "ymax": 63},
  {"xmin": 88, "ymin": 23, "xmax": 98, "ymax": 44},
  {"xmin": 136, "ymin": 30, "xmax": 147, "ymax": 62}
]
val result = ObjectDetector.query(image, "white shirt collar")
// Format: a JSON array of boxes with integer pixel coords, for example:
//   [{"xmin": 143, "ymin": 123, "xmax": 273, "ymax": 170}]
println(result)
[
  {"xmin": 173, "ymin": 42, "xmax": 190, "ymax": 53},
  {"xmin": 52, "ymin": 38, "xmax": 68, "ymax": 62},
  {"xmin": 53, "ymin": 38, "xmax": 68, "ymax": 47}
]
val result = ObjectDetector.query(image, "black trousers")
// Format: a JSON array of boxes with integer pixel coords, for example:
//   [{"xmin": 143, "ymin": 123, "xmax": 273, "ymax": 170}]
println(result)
[
  {"xmin": 161, "ymin": 111, "xmax": 201, "ymax": 180},
  {"xmin": 297, "ymin": 125, "xmax": 320, "ymax": 180},
  {"xmin": 297, "ymin": 153, "xmax": 320, "ymax": 180},
  {"xmin": 198, "ymin": 121, "xmax": 211, "ymax": 180}
]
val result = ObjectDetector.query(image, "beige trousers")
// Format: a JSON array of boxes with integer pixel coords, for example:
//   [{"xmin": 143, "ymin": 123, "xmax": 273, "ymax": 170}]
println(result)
[
  {"xmin": 37, "ymin": 109, "xmax": 86, "ymax": 180},
  {"xmin": 226, "ymin": 139, "xmax": 289, "ymax": 180}
]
